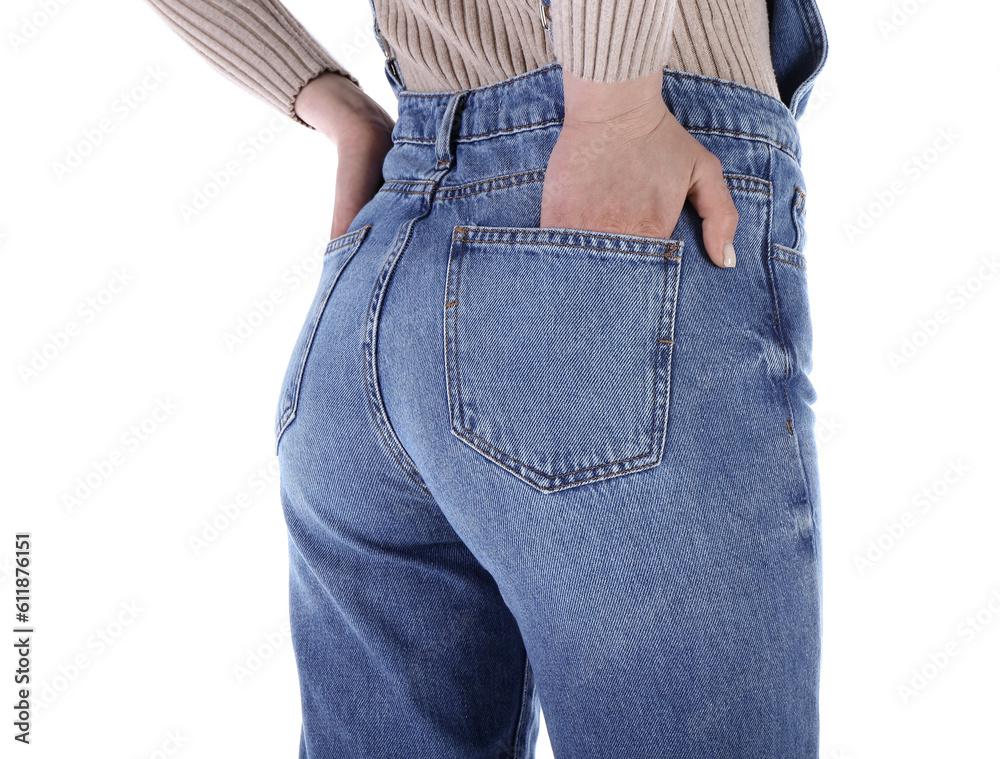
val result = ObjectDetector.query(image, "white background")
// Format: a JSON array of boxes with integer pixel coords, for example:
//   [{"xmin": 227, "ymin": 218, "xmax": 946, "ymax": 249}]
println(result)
[{"xmin": 2, "ymin": 0, "xmax": 998, "ymax": 756}]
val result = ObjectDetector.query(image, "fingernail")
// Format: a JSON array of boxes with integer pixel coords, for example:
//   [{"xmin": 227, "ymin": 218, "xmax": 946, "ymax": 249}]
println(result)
[{"xmin": 723, "ymin": 241, "xmax": 736, "ymax": 268}]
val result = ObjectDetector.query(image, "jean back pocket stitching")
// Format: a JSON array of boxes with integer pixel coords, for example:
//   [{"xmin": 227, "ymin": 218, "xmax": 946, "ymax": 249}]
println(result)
[{"xmin": 444, "ymin": 225, "xmax": 683, "ymax": 492}]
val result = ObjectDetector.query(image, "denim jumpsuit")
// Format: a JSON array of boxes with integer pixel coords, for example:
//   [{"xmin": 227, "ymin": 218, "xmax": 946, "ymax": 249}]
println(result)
[{"xmin": 274, "ymin": 0, "xmax": 829, "ymax": 755}]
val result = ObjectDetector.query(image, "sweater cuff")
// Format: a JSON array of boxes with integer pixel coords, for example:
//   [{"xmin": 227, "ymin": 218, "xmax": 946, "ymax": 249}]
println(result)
[
  {"xmin": 144, "ymin": 0, "xmax": 361, "ymax": 131},
  {"xmin": 253, "ymin": 0, "xmax": 364, "ymax": 130},
  {"xmin": 290, "ymin": 68, "xmax": 362, "ymax": 130},
  {"xmin": 550, "ymin": 0, "xmax": 678, "ymax": 83}
]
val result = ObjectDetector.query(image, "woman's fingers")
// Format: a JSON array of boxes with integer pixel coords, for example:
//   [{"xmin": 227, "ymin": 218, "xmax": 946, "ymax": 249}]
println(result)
[
  {"xmin": 686, "ymin": 153, "xmax": 740, "ymax": 268},
  {"xmin": 544, "ymin": 68, "xmax": 740, "ymax": 271}
]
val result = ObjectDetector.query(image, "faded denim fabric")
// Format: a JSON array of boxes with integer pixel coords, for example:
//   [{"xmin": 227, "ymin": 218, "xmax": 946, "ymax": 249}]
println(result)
[{"xmin": 274, "ymin": 1, "xmax": 828, "ymax": 756}]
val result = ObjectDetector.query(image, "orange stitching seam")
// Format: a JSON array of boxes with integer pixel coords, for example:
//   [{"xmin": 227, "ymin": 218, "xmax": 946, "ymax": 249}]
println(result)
[
  {"xmin": 445, "ymin": 234, "xmax": 679, "ymax": 484},
  {"xmin": 453, "ymin": 235, "xmax": 681, "ymax": 259}
]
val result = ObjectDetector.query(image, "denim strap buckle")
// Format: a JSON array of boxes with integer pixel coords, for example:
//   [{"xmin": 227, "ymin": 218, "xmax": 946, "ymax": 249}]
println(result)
[
  {"xmin": 366, "ymin": 0, "xmax": 403, "ymax": 87},
  {"xmin": 538, "ymin": 0, "xmax": 551, "ymax": 31},
  {"xmin": 538, "ymin": 0, "xmax": 555, "ymax": 47}
]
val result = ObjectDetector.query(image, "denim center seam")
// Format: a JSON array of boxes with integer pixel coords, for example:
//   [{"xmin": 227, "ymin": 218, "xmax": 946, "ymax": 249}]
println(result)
[
  {"xmin": 363, "ymin": 216, "xmax": 433, "ymax": 495},
  {"xmin": 361, "ymin": 93, "xmax": 467, "ymax": 495}
]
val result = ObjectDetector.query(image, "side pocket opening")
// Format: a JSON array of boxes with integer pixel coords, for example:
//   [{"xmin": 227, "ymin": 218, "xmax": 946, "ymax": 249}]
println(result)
[
  {"xmin": 767, "ymin": 243, "xmax": 819, "ymax": 549},
  {"xmin": 791, "ymin": 183, "xmax": 808, "ymax": 253}
]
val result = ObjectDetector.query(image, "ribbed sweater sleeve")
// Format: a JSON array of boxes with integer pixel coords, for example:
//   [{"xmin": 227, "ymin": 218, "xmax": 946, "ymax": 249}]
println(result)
[
  {"xmin": 143, "ymin": 0, "xmax": 360, "ymax": 129},
  {"xmin": 549, "ymin": 0, "xmax": 679, "ymax": 82},
  {"xmin": 143, "ymin": 0, "xmax": 778, "ymax": 127}
]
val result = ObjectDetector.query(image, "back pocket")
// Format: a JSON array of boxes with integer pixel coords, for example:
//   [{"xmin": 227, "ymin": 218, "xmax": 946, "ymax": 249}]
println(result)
[
  {"xmin": 274, "ymin": 224, "xmax": 372, "ymax": 453},
  {"xmin": 444, "ymin": 225, "xmax": 684, "ymax": 492}
]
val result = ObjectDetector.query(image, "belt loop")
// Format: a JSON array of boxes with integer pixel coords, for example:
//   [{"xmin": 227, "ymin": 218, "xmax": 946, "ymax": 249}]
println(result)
[{"xmin": 435, "ymin": 92, "xmax": 466, "ymax": 170}]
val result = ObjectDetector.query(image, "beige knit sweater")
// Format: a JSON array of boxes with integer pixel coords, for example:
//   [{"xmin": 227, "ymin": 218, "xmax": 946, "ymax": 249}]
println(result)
[{"xmin": 145, "ymin": 0, "xmax": 779, "ymax": 130}]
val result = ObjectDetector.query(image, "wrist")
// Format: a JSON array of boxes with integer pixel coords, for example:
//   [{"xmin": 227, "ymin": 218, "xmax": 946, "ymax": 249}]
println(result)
[
  {"xmin": 294, "ymin": 71, "xmax": 370, "ymax": 142},
  {"xmin": 562, "ymin": 69, "xmax": 667, "ymax": 129}
]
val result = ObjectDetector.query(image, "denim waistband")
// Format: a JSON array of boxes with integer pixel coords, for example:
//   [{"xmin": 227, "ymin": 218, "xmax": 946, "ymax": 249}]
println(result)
[{"xmin": 390, "ymin": 62, "xmax": 804, "ymax": 166}]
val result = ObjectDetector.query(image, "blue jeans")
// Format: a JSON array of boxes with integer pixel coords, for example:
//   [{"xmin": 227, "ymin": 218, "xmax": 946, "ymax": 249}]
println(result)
[{"xmin": 274, "ymin": 1, "xmax": 828, "ymax": 755}]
